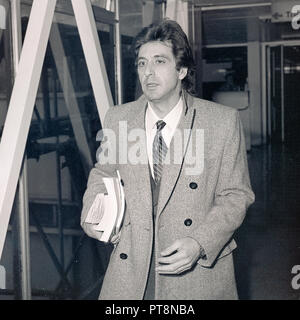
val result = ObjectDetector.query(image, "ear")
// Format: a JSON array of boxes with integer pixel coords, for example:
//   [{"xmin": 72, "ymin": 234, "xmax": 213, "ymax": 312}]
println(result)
[{"xmin": 178, "ymin": 67, "xmax": 188, "ymax": 80}]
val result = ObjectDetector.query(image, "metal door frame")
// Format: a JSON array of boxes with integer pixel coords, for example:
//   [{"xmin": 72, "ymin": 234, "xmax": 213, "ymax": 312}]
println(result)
[{"xmin": 262, "ymin": 40, "xmax": 300, "ymax": 143}]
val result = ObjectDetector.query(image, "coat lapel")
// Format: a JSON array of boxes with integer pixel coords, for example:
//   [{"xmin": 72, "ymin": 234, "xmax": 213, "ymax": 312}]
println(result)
[{"xmin": 156, "ymin": 93, "xmax": 196, "ymax": 218}]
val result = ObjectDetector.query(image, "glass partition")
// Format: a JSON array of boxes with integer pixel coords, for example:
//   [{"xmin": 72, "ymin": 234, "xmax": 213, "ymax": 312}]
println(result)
[
  {"xmin": 0, "ymin": 0, "xmax": 12, "ymax": 138},
  {"xmin": 0, "ymin": 0, "xmax": 14, "ymax": 299},
  {"xmin": 24, "ymin": 1, "xmax": 117, "ymax": 299},
  {"xmin": 202, "ymin": 46, "xmax": 248, "ymax": 101},
  {"xmin": 0, "ymin": 0, "xmax": 118, "ymax": 300}
]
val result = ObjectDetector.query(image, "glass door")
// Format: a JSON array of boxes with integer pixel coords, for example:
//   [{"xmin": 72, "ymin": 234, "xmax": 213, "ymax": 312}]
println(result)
[
  {"xmin": 267, "ymin": 43, "xmax": 300, "ymax": 149},
  {"xmin": 283, "ymin": 45, "xmax": 300, "ymax": 150}
]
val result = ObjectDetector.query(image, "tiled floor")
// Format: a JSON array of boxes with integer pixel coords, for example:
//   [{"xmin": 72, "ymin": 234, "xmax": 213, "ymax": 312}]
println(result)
[{"xmin": 234, "ymin": 143, "xmax": 300, "ymax": 300}]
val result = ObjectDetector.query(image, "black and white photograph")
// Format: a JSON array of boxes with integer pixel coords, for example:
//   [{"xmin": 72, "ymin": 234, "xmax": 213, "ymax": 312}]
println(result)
[{"xmin": 0, "ymin": 0, "xmax": 299, "ymax": 305}]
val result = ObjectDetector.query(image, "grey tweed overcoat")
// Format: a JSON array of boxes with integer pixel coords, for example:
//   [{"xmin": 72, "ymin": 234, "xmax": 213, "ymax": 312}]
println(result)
[{"xmin": 81, "ymin": 91, "xmax": 255, "ymax": 300}]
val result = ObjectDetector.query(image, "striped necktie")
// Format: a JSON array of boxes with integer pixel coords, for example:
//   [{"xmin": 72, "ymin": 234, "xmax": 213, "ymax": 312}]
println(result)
[{"xmin": 152, "ymin": 120, "xmax": 168, "ymax": 184}]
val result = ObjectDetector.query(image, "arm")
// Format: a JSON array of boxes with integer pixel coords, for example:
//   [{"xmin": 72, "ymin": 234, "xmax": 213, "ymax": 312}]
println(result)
[
  {"xmin": 81, "ymin": 108, "xmax": 118, "ymax": 240},
  {"xmin": 191, "ymin": 110, "xmax": 255, "ymax": 267},
  {"xmin": 157, "ymin": 110, "xmax": 254, "ymax": 273}
]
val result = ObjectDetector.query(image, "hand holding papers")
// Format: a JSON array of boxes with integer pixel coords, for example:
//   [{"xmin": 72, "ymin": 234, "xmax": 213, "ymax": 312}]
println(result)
[{"xmin": 84, "ymin": 171, "xmax": 125, "ymax": 243}]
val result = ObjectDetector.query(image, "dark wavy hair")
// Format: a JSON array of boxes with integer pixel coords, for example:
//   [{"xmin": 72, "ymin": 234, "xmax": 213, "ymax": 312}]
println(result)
[{"xmin": 134, "ymin": 19, "xmax": 195, "ymax": 94}]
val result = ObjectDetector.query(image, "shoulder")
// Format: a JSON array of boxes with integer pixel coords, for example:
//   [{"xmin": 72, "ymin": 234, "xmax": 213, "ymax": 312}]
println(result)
[
  {"xmin": 104, "ymin": 95, "xmax": 147, "ymax": 126},
  {"xmin": 191, "ymin": 95, "xmax": 238, "ymax": 118},
  {"xmin": 187, "ymin": 94, "xmax": 239, "ymax": 127}
]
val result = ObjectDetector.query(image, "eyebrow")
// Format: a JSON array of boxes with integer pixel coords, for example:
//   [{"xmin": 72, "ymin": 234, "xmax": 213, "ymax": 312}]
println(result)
[{"xmin": 137, "ymin": 54, "xmax": 170, "ymax": 61}]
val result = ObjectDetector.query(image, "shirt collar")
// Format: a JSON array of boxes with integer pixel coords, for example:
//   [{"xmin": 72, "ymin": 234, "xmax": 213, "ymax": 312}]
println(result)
[{"xmin": 146, "ymin": 97, "xmax": 183, "ymax": 134}]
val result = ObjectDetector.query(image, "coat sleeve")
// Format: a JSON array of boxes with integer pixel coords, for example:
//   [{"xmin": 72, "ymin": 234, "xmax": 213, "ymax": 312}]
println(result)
[
  {"xmin": 190, "ymin": 110, "xmax": 255, "ymax": 267},
  {"xmin": 80, "ymin": 108, "xmax": 118, "ymax": 226}
]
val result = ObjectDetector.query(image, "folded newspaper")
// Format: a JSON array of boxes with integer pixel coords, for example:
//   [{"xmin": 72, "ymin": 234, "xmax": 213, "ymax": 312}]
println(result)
[{"xmin": 84, "ymin": 171, "xmax": 125, "ymax": 242}]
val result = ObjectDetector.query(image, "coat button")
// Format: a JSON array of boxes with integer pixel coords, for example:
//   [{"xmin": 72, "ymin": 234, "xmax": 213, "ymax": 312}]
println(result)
[
  {"xmin": 120, "ymin": 253, "xmax": 127, "ymax": 260},
  {"xmin": 184, "ymin": 219, "xmax": 193, "ymax": 226},
  {"xmin": 189, "ymin": 182, "xmax": 198, "ymax": 189},
  {"xmin": 120, "ymin": 179, "xmax": 124, "ymax": 186}
]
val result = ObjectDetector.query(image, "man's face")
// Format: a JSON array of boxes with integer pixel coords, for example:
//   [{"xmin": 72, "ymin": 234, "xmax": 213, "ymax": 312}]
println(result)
[{"xmin": 137, "ymin": 41, "xmax": 187, "ymax": 104}]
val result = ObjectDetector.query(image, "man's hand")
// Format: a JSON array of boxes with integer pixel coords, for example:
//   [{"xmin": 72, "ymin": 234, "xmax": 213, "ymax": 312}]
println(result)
[
  {"xmin": 81, "ymin": 222, "xmax": 104, "ymax": 241},
  {"xmin": 156, "ymin": 237, "xmax": 205, "ymax": 275}
]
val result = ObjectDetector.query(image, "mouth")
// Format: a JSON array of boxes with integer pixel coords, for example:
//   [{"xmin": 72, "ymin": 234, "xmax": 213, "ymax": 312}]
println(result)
[{"xmin": 145, "ymin": 82, "xmax": 159, "ymax": 89}]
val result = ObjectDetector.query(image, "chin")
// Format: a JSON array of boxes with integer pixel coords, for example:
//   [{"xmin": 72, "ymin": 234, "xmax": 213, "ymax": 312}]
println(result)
[{"xmin": 144, "ymin": 91, "xmax": 162, "ymax": 101}]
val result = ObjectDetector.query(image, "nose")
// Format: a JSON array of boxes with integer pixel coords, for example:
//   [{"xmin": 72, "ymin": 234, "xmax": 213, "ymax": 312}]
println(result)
[{"xmin": 144, "ymin": 61, "xmax": 154, "ymax": 77}]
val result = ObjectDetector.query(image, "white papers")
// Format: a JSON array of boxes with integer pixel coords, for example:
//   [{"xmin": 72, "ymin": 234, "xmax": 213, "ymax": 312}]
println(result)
[
  {"xmin": 84, "ymin": 171, "xmax": 125, "ymax": 243},
  {"xmin": 84, "ymin": 193, "xmax": 105, "ymax": 224}
]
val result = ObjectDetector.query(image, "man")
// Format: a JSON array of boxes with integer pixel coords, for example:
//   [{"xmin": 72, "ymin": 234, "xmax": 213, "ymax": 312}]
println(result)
[{"xmin": 81, "ymin": 19, "xmax": 255, "ymax": 300}]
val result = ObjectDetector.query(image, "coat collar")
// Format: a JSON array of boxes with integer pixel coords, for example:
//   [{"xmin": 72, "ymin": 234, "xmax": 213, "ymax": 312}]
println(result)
[{"xmin": 126, "ymin": 90, "xmax": 192, "ymax": 131}]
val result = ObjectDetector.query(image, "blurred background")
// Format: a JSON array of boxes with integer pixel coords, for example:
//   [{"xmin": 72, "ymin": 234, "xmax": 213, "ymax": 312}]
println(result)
[{"xmin": 0, "ymin": 0, "xmax": 299, "ymax": 299}]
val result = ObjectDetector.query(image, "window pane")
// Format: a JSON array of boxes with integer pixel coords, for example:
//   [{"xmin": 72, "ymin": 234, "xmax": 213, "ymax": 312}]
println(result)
[
  {"xmin": 202, "ymin": 47, "xmax": 248, "ymax": 101},
  {"xmin": 0, "ymin": 0, "xmax": 14, "ymax": 299},
  {"xmin": 91, "ymin": 0, "xmax": 115, "ymax": 12},
  {"xmin": 202, "ymin": 6, "xmax": 270, "ymax": 45},
  {"xmin": 0, "ymin": 0, "xmax": 12, "ymax": 139}
]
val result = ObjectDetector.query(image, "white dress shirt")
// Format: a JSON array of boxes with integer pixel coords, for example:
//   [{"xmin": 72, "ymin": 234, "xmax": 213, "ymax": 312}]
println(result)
[{"xmin": 145, "ymin": 97, "xmax": 183, "ymax": 178}]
